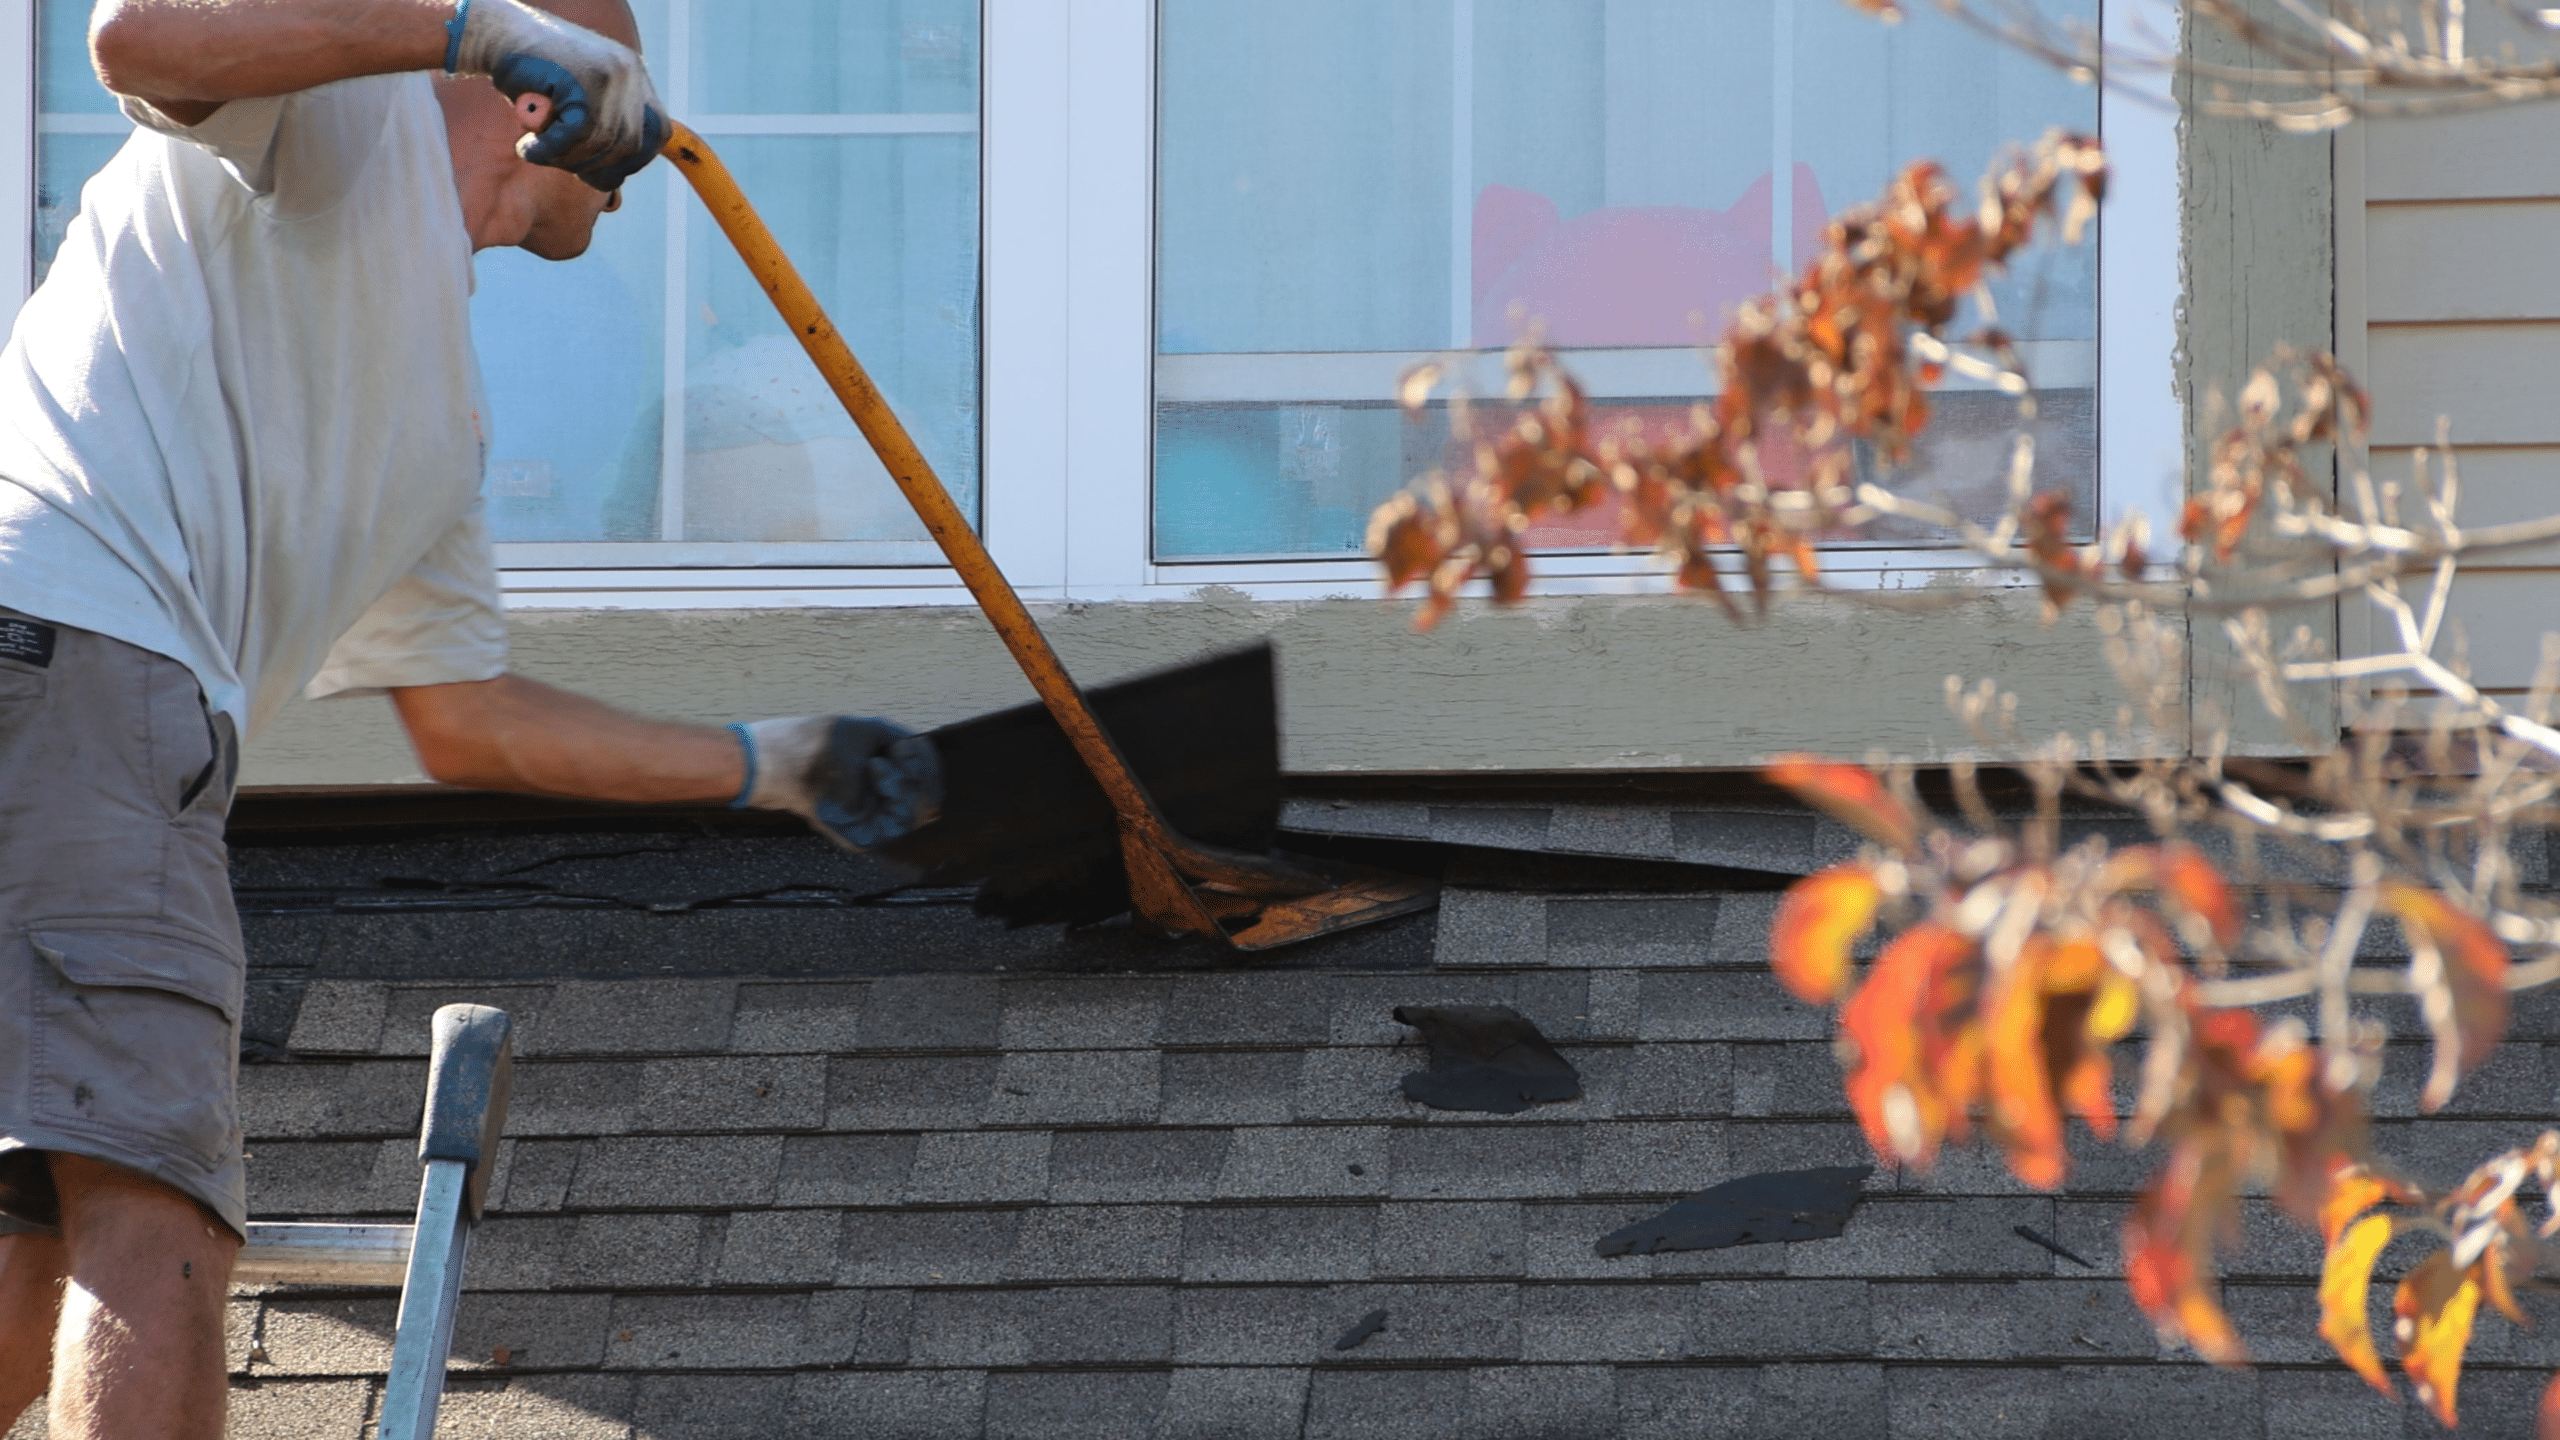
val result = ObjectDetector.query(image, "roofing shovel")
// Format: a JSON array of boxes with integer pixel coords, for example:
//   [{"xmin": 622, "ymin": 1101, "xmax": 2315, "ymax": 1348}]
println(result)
[{"xmin": 657, "ymin": 124, "xmax": 1435, "ymax": 950}]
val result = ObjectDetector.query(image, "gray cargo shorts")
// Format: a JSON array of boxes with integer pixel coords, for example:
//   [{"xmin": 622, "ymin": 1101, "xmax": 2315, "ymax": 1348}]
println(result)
[{"xmin": 0, "ymin": 605, "xmax": 246, "ymax": 1238}]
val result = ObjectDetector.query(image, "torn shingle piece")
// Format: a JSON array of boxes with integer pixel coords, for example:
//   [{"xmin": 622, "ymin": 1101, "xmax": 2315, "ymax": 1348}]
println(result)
[
  {"xmin": 1392, "ymin": 1004, "xmax": 1581, "ymax": 1115},
  {"xmin": 1333, "ymin": 1309, "xmax": 1390, "ymax": 1352},
  {"xmin": 1593, "ymin": 1163, "xmax": 1874, "ymax": 1257}
]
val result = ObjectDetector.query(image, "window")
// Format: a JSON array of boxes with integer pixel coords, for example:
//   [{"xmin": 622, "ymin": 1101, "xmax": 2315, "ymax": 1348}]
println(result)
[
  {"xmin": 14, "ymin": 0, "xmax": 2170, "ymax": 606},
  {"xmin": 1152, "ymin": 0, "xmax": 2099, "ymax": 563}
]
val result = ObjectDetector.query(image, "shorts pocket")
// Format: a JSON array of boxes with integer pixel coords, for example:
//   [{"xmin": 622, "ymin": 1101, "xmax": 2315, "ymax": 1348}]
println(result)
[{"xmin": 29, "ymin": 923, "xmax": 242, "ymax": 1171}]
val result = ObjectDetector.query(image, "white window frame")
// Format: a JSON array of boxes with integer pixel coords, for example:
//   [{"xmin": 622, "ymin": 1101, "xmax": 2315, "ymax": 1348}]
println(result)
[{"xmin": 0, "ymin": 0, "xmax": 2179, "ymax": 613}]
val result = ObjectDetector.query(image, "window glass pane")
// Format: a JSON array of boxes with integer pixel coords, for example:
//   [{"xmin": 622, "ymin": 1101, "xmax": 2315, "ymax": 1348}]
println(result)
[
  {"xmin": 1154, "ymin": 0, "xmax": 2099, "ymax": 561},
  {"xmin": 29, "ymin": 0, "xmax": 983, "ymax": 564}
]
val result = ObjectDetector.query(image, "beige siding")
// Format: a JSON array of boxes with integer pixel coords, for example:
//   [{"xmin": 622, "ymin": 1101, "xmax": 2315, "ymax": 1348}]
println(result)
[{"xmin": 2348, "ymin": 91, "xmax": 2560, "ymax": 690}]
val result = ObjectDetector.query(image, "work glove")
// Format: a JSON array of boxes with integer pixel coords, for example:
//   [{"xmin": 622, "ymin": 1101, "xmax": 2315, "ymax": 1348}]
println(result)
[
  {"xmin": 731, "ymin": 715, "xmax": 944, "ymax": 852},
  {"xmin": 448, "ymin": 0, "xmax": 668, "ymax": 192}
]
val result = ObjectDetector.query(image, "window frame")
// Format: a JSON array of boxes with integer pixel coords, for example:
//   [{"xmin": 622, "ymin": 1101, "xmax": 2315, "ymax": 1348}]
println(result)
[{"xmin": 0, "ymin": 0, "xmax": 2179, "ymax": 613}]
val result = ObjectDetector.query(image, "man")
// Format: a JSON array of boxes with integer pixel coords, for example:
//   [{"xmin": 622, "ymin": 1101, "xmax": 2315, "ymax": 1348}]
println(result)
[{"xmin": 0, "ymin": 2, "xmax": 937, "ymax": 1434}]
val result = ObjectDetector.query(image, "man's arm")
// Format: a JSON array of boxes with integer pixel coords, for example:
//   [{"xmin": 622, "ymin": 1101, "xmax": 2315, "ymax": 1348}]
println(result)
[
  {"xmin": 90, "ymin": 0, "xmax": 452, "ymax": 124},
  {"xmin": 389, "ymin": 672, "xmax": 744, "ymax": 803}
]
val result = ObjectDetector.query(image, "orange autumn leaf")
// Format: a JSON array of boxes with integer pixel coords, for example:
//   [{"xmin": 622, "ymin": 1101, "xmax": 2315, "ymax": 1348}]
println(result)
[
  {"xmin": 2320, "ymin": 1166, "xmax": 2401, "ymax": 1247},
  {"xmin": 1770, "ymin": 863, "xmax": 1883, "ymax": 1003},
  {"xmin": 2124, "ymin": 1143, "xmax": 2249, "ymax": 1365},
  {"xmin": 1765, "ymin": 755, "xmax": 1922, "ymax": 853},
  {"xmin": 2539, "ymin": 1371, "xmax": 2560, "ymax": 1440},
  {"xmin": 2397, "ymin": 1249, "xmax": 2483, "ymax": 1429},
  {"xmin": 2381, "ymin": 882, "xmax": 2511, "ymax": 1110},
  {"xmin": 1839, "ymin": 923, "xmax": 1973, "ymax": 1168},
  {"xmin": 2103, "ymin": 843, "xmax": 2240, "ymax": 950},
  {"xmin": 1985, "ymin": 945, "xmax": 2067, "ymax": 1188},
  {"xmin": 2320, "ymin": 1211, "xmax": 2396, "ymax": 1394}
]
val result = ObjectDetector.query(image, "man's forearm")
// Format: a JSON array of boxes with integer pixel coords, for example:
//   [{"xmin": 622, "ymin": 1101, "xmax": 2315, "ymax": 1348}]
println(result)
[
  {"xmin": 389, "ymin": 672, "xmax": 745, "ymax": 804},
  {"xmin": 90, "ymin": 0, "xmax": 453, "ymax": 114}
]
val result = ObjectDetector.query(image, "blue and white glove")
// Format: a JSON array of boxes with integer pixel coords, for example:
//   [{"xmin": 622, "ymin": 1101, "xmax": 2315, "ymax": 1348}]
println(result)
[
  {"xmin": 730, "ymin": 715, "xmax": 943, "ymax": 851},
  {"xmin": 448, "ymin": 0, "xmax": 668, "ymax": 192}
]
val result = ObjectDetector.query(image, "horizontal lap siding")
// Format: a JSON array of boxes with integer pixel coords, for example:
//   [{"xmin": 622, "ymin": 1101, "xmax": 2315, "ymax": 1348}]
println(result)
[{"xmin": 2352, "ymin": 96, "xmax": 2560, "ymax": 689}]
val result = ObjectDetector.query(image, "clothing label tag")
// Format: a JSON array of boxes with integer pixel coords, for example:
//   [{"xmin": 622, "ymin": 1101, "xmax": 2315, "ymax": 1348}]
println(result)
[{"xmin": 0, "ymin": 618, "xmax": 56, "ymax": 669}]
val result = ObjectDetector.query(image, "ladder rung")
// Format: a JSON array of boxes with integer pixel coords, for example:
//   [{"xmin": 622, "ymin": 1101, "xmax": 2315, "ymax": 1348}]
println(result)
[{"xmin": 232, "ymin": 1221, "xmax": 415, "ymax": 1287}]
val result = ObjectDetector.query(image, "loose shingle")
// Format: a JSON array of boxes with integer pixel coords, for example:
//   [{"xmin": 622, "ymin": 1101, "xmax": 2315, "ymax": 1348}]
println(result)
[
  {"xmin": 280, "ymin": 980, "xmax": 390, "ymax": 1056},
  {"xmin": 1674, "ymin": 809, "xmax": 1822, "ymax": 874},
  {"xmin": 1182, "ymin": 1203, "xmax": 1377, "ymax": 1283},
  {"xmin": 1548, "ymin": 805, "xmax": 1681, "ymax": 860},
  {"xmin": 731, "ymin": 981, "xmax": 866, "ymax": 1054},
  {"xmin": 1008, "ymin": 1205, "xmax": 1184, "ymax": 1281},
  {"xmin": 903, "ymin": 1131, "xmax": 1052, "ymax": 1204},
  {"xmin": 983, "ymin": 1049, "xmax": 1162, "ymax": 1126},
  {"xmin": 1429, "ymin": 807, "xmax": 1552, "ymax": 851}
]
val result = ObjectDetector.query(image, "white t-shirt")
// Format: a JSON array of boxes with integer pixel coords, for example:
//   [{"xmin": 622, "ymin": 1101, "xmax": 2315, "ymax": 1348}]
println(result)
[{"xmin": 0, "ymin": 72, "xmax": 507, "ymax": 736}]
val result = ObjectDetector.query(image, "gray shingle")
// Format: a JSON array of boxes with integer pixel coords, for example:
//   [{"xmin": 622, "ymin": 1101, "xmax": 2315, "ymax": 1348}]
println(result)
[
  {"xmin": 375, "ymin": 985, "xmax": 552, "ymax": 1057},
  {"xmin": 2372, "ymin": 1041, "xmax": 2550, "ymax": 1118},
  {"xmin": 1389, "ymin": 1126, "xmax": 1581, "ymax": 1199},
  {"xmin": 564, "ymin": 1135, "xmax": 781, "ymax": 1210},
  {"xmin": 983, "ymin": 1370, "xmax": 1169, "ymax": 1440},
  {"xmin": 528, "ymin": 979, "xmax": 734, "ymax": 1057},
  {"xmin": 241, "ymin": 1138, "xmax": 418, "ymax": 1217},
  {"xmin": 1520, "ymin": 1203, "xmax": 1686, "ymax": 1281},
  {"xmin": 1885, "ymin": 1365, "xmax": 2056, "ymax": 1440},
  {"xmin": 712, "ymin": 1208, "xmax": 844, "ymax": 1286},
  {"xmin": 1519, "ymin": 1283, "xmax": 1693, "ymax": 1361},
  {"xmin": 1317, "ymin": 1282, "xmax": 1522, "ymax": 1362},
  {"xmin": 906, "ymin": 1288, "xmax": 1035, "ymax": 1366},
  {"xmin": 2049, "ymin": 1199, "xmax": 2130, "ymax": 1276},
  {"xmin": 1547, "ymin": 897, "xmax": 1719, "ymax": 966},
  {"xmin": 790, "ymin": 1288, "xmax": 868, "ymax": 1366},
  {"xmin": 1689, "ymin": 1279, "xmax": 1871, "ymax": 1358},
  {"xmin": 858, "ymin": 974, "xmax": 1004, "ymax": 1051},
  {"xmin": 854, "ymin": 1287, "xmax": 912, "ymax": 1365},
  {"xmin": 998, "ymin": 976, "xmax": 1170, "ymax": 1049},
  {"xmin": 1182, "ymin": 1203, "xmax": 1377, "ymax": 1283},
  {"xmin": 1327, "ymin": 976, "xmax": 1515, "ymax": 1046},
  {"xmin": 1726, "ymin": 1121, "xmax": 1891, "ymax": 1183},
  {"xmin": 461, "ymin": 1214, "xmax": 573, "ymax": 1289},
  {"xmin": 984, "ymin": 1049, "xmax": 1162, "ymax": 1126},
  {"xmin": 1582, "ymin": 970, "xmax": 1643, "ymax": 1040},
  {"xmin": 1675, "ymin": 808, "xmax": 1821, "ymax": 874},
  {"xmin": 1730, "ymin": 1042, "xmax": 1855, "ymax": 1118},
  {"xmin": 634, "ymin": 1055, "xmax": 828, "ymax": 1132},
  {"xmin": 279, "ymin": 979, "xmax": 389, "ymax": 1056},
  {"xmin": 1373, "ymin": 1201, "xmax": 1524, "ymax": 1279},
  {"xmin": 1615, "ymin": 1365, "xmax": 1762, "ymax": 1440},
  {"xmin": 1580, "ymin": 1121, "xmax": 1727, "ymax": 1195},
  {"xmin": 1634, "ymin": 972, "xmax": 1825, "ymax": 1041},
  {"xmin": 1151, "ymin": 1367, "xmax": 1311, "ymax": 1440},
  {"xmin": 430, "ymin": 1373, "xmax": 634, "ymax": 1440},
  {"xmin": 1548, "ymin": 804, "xmax": 1681, "ymax": 860},
  {"xmin": 2007, "ymin": 1278, "xmax": 2162, "ymax": 1362},
  {"xmin": 491, "ymin": 1138, "xmax": 581, "ymax": 1213},
  {"xmin": 904, "ymin": 1131, "xmax": 1052, "ymax": 1204},
  {"xmin": 1027, "ymin": 1285, "xmax": 1175, "ymax": 1364},
  {"xmin": 1467, "ymin": 1363, "xmax": 1618, "ymax": 1439},
  {"xmin": 1295, "ymin": 1047, "xmax": 1423, "ymax": 1123},
  {"xmin": 1289, "ymin": 797, "xmax": 1433, "ymax": 838},
  {"xmin": 215, "ymin": 1380, "xmax": 372, "ymax": 1440},
  {"xmin": 731, "ymin": 980, "xmax": 866, "ymax": 1054},
  {"xmin": 1433, "ymin": 890, "xmax": 1548, "ymax": 968},
  {"xmin": 1216, "ymin": 1126, "xmax": 1391, "ymax": 1199},
  {"xmin": 1787, "ymin": 1197, "xmax": 2055, "ymax": 1279},
  {"xmin": 1161, "ymin": 1050, "xmax": 1304, "ymax": 1126},
  {"xmin": 631, "ymin": 1373, "xmax": 791, "ymax": 1440},
  {"xmin": 2047, "ymin": 1365, "xmax": 2261, "ymax": 1440},
  {"xmin": 1160, "ymin": 973, "xmax": 1333, "ymax": 1046},
  {"xmin": 253, "ymin": 1297, "xmax": 394, "ymax": 1375},
  {"xmin": 1172, "ymin": 1285, "xmax": 1331, "ymax": 1364},
  {"xmin": 444, "ymin": 1293, "xmax": 613, "ymax": 1372},
  {"xmin": 1616, "ymin": 1044, "xmax": 1734, "ymax": 1119},
  {"xmin": 826, "ymin": 1055, "xmax": 998, "ymax": 1131},
  {"xmin": 237, "ymin": 1061, "xmax": 422, "ymax": 1140},
  {"xmin": 1871, "ymin": 1282, "xmax": 2017, "ymax": 1360},
  {"xmin": 1008, "ymin": 1204, "xmax": 1185, "ymax": 1281},
  {"xmin": 556, "ymin": 1213, "xmax": 710, "ymax": 1289},
  {"xmin": 2224, "ymin": 1198, "xmax": 2327, "ymax": 1280},
  {"xmin": 838, "ymin": 1208, "xmax": 1022, "ymax": 1286},
  {"xmin": 1430, "ymin": 806, "xmax": 1552, "ymax": 851},
  {"xmin": 776, "ymin": 1133, "xmax": 917, "ymax": 1206},
  {"xmin": 1707, "ymin": 893, "xmax": 1788, "ymax": 960},
  {"xmin": 2258, "ymin": 1369, "xmax": 2405, "ymax": 1440},
  {"xmin": 1304, "ymin": 1368, "xmax": 1471, "ymax": 1440},
  {"xmin": 786, "ymin": 1372, "xmax": 987, "ymax": 1440},
  {"xmin": 503, "ymin": 1061, "xmax": 646, "ymax": 1136},
  {"xmin": 1513, "ymin": 971, "xmax": 1595, "ymax": 1040},
  {"xmin": 1758, "ymin": 1364, "xmax": 1889, "ymax": 1439},
  {"xmin": 1047, "ymin": 1127, "xmax": 1231, "ymax": 1203}
]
